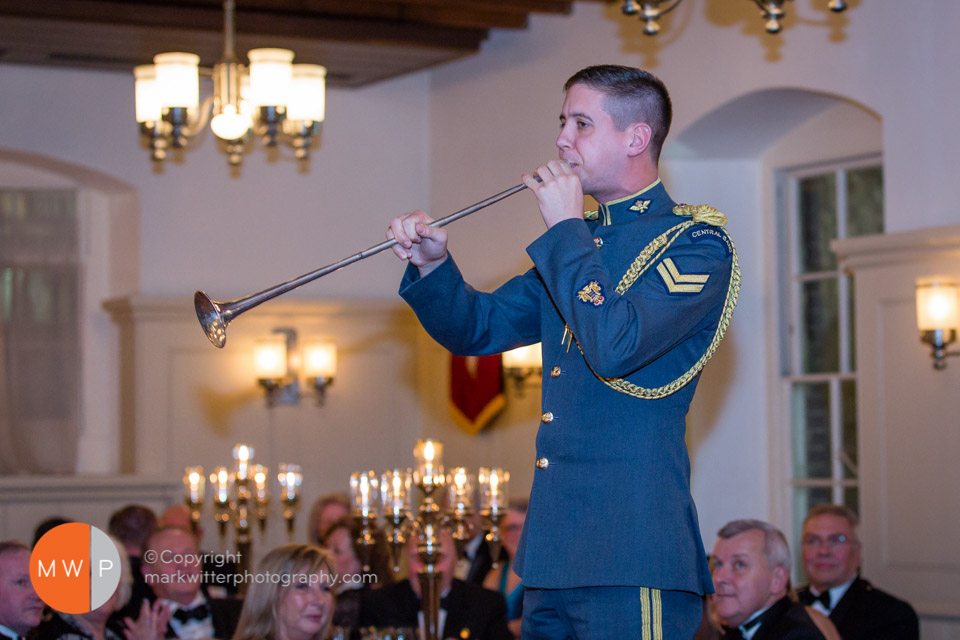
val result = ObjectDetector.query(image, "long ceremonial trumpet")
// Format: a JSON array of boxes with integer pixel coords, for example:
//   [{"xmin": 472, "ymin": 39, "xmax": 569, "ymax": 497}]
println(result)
[{"xmin": 196, "ymin": 181, "xmax": 531, "ymax": 348}]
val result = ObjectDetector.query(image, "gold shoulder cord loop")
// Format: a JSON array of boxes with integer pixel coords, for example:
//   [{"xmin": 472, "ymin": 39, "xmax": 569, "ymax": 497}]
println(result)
[{"xmin": 581, "ymin": 204, "xmax": 740, "ymax": 400}]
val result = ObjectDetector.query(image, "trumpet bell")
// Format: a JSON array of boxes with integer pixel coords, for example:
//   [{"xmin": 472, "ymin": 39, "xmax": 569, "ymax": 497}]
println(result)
[{"xmin": 195, "ymin": 291, "xmax": 228, "ymax": 348}]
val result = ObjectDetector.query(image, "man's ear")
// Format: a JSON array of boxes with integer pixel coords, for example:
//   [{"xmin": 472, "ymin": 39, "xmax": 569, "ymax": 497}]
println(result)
[
  {"xmin": 770, "ymin": 565, "xmax": 789, "ymax": 595},
  {"xmin": 626, "ymin": 123, "xmax": 653, "ymax": 157}
]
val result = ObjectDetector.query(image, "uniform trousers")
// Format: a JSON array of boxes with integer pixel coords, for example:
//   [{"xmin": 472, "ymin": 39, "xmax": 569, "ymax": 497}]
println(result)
[{"xmin": 521, "ymin": 585, "xmax": 702, "ymax": 640}]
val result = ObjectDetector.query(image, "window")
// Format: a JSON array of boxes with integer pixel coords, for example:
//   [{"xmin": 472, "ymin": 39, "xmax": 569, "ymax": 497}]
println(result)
[
  {"xmin": 779, "ymin": 157, "xmax": 883, "ymax": 571},
  {"xmin": 0, "ymin": 189, "xmax": 81, "ymax": 473}
]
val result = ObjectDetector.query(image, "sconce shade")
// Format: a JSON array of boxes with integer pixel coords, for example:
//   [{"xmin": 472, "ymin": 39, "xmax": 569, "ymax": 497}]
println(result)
[
  {"xmin": 248, "ymin": 48, "xmax": 294, "ymax": 108},
  {"xmin": 134, "ymin": 65, "xmax": 161, "ymax": 123},
  {"xmin": 153, "ymin": 52, "xmax": 200, "ymax": 110},
  {"xmin": 289, "ymin": 65, "xmax": 327, "ymax": 122},
  {"xmin": 502, "ymin": 344, "xmax": 542, "ymax": 369},
  {"xmin": 303, "ymin": 341, "xmax": 337, "ymax": 378},
  {"xmin": 916, "ymin": 280, "xmax": 960, "ymax": 331},
  {"xmin": 254, "ymin": 336, "xmax": 288, "ymax": 379}
]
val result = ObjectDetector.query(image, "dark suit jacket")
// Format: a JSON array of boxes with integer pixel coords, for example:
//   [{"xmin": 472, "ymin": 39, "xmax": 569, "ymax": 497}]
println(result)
[
  {"xmin": 724, "ymin": 596, "xmax": 825, "ymax": 640},
  {"xmin": 798, "ymin": 577, "xmax": 919, "ymax": 640},
  {"xmin": 163, "ymin": 597, "xmax": 243, "ymax": 640},
  {"xmin": 464, "ymin": 537, "xmax": 507, "ymax": 586},
  {"xmin": 359, "ymin": 578, "xmax": 511, "ymax": 640}
]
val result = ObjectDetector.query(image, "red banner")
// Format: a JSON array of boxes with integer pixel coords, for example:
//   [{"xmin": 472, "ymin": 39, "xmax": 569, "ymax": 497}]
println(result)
[{"xmin": 449, "ymin": 354, "xmax": 505, "ymax": 435}]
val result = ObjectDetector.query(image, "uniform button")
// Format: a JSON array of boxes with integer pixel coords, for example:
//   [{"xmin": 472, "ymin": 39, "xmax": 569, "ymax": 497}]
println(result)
[
  {"xmin": 536, "ymin": 457, "xmax": 549, "ymax": 470},
  {"xmin": 593, "ymin": 237, "xmax": 603, "ymax": 249},
  {"xmin": 541, "ymin": 411, "xmax": 554, "ymax": 423},
  {"xmin": 550, "ymin": 366, "xmax": 561, "ymax": 378}
]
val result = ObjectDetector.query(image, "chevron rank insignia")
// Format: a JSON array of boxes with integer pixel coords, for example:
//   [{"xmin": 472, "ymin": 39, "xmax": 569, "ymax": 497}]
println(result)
[
  {"xmin": 629, "ymin": 199, "xmax": 651, "ymax": 213},
  {"xmin": 584, "ymin": 209, "xmax": 599, "ymax": 220},
  {"xmin": 577, "ymin": 280, "xmax": 605, "ymax": 306},
  {"xmin": 657, "ymin": 258, "xmax": 709, "ymax": 294}
]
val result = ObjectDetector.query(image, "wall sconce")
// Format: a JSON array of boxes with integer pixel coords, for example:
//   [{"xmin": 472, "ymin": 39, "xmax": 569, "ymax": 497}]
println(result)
[
  {"xmin": 302, "ymin": 340, "xmax": 337, "ymax": 405},
  {"xmin": 916, "ymin": 278, "xmax": 959, "ymax": 370},
  {"xmin": 253, "ymin": 329, "xmax": 337, "ymax": 406},
  {"xmin": 502, "ymin": 344, "xmax": 542, "ymax": 396}
]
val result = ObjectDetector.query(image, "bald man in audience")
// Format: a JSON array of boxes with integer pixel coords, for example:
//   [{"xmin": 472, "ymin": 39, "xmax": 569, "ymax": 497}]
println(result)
[
  {"xmin": 0, "ymin": 542, "xmax": 44, "ymax": 640},
  {"xmin": 159, "ymin": 505, "xmax": 238, "ymax": 597},
  {"xmin": 142, "ymin": 527, "xmax": 242, "ymax": 640},
  {"xmin": 797, "ymin": 504, "xmax": 918, "ymax": 640},
  {"xmin": 711, "ymin": 520, "xmax": 825, "ymax": 639},
  {"xmin": 360, "ymin": 530, "xmax": 511, "ymax": 640}
]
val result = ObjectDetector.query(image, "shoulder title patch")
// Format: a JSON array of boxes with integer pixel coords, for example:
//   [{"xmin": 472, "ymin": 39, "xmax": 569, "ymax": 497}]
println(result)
[
  {"xmin": 577, "ymin": 280, "xmax": 606, "ymax": 306},
  {"xmin": 656, "ymin": 258, "xmax": 709, "ymax": 294}
]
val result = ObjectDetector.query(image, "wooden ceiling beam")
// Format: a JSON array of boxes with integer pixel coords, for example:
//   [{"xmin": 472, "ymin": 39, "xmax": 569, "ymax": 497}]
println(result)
[{"xmin": 0, "ymin": 1, "xmax": 489, "ymax": 51}]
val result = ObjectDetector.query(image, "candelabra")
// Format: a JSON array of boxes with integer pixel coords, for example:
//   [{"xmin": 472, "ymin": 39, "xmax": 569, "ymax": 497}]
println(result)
[
  {"xmin": 349, "ymin": 440, "xmax": 509, "ymax": 640},
  {"xmin": 183, "ymin": 444, "xmax": 304, "ymax": 590}
]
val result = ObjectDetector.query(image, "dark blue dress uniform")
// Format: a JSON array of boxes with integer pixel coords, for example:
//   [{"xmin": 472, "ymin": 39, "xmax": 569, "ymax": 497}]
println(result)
[{"xmin": 399, "ymin": 179, "xmax": 739, "ymax": 631}]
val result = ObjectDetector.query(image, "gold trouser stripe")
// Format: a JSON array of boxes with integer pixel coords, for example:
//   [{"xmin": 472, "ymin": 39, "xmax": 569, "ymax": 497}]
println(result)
[
  {"xmin": 640, "ymin": 587, "xmax": 652, "ymax": 640},
  {"xmin": 652, "ymin": 588, "xmax": 663, "ymax": 640}
]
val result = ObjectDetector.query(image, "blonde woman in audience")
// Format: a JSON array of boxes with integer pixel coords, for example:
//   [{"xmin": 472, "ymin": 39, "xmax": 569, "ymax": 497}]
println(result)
[{"xmin": 232, "ymin": 544, "xmax": 335, "ymax": 640}]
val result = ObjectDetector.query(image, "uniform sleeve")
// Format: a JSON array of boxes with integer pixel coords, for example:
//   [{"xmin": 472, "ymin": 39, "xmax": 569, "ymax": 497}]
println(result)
[
  {"xmin": 526, "ymin": 218, "xmax": 732, "ymax": 379},
  {"xmin": 398, "ymin": 253, "xmax": 543, "ymax": 356}
]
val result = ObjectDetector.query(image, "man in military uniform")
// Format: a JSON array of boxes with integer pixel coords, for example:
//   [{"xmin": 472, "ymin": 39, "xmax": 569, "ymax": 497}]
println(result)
[{"xmin": 388, "ymin": 65, "xmax": 738, "ymax": 637}]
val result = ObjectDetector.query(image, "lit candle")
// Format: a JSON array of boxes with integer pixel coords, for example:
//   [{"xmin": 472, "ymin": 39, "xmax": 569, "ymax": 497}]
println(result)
[
  {"xmin": 414, "ymin": 439, "xmax": 444, "ymax": 488},
  {"xmin": 233, "ymin": 444, "xmax": 254, "ymax": 481},
  {"xmin": 252, "ymin": 465, "xmax": 268, "ymax": 502},
  {"xmin": 183, "ymin": 466, "xmax": 204, "ymax": 504},
  {"xmin": 211, "ymin": 466, "xmax": 232, "ymax": 505}
]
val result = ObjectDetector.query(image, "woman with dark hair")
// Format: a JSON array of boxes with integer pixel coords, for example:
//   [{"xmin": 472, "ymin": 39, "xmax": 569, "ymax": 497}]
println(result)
[
  {"xmin": 232, "ymin": 544, "xmax": 334, "ymax": 640},
  {"xmin": 319, "ymin": 518, "xmax": 392, "ymax": 638}
]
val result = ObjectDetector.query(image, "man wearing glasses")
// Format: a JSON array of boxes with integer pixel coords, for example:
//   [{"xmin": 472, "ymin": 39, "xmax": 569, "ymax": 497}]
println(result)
[{"xmin": 797, "ymin": 504, "xmax": 919, "ymax": 640}]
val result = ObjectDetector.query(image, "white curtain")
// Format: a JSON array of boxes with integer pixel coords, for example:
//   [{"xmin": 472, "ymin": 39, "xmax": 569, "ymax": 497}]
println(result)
[{"xmin": 0, "ymin": 189, "xmax": 79, "ymax": 474}]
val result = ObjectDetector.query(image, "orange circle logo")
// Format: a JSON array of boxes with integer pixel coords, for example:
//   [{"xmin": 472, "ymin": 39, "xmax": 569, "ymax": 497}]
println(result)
[{"xmin": 30, "ymin": 523, "xmax": 122, "ymax": 613}]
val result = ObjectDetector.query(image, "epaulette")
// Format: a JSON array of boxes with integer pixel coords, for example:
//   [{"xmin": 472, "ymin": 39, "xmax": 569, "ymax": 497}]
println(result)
[{"xmin": 583, "ymin": 209, "xmax": 599, "ymax": 220}]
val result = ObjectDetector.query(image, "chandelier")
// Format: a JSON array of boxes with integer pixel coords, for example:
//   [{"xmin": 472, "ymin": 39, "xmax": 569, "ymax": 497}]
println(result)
[
  {"xmin": 620, "ymin": 0, "xmax": 848, "ymax": 35},
  {"xmin": 133, "ymin": 0, "xmax": 326, "ymax": 167}
]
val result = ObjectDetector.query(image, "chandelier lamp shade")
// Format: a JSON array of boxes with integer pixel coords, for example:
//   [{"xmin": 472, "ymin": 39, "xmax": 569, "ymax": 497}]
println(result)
[
  {"xmin": 619, "ymin": 0, "xmax": 847, "ymax": 36},
  {"xmin": 133, "ymin": 0, "xmax": 326, "ymax": 167}
]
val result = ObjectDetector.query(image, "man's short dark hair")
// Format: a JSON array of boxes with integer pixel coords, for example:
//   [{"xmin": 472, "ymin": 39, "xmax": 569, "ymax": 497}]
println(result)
[
  {"xmin": 803, "ymin": 503, "xmax": 859, "ymax": 529},
  {"xmin": 108, "ymin": 505, "xmax": 158, "ymax": 554},
  {"xmin": 564, "ymin": 65, "xmax": 672, "ymax": 163}
]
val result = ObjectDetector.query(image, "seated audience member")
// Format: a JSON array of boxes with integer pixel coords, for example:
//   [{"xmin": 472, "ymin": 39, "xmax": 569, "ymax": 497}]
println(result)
[
  {"xmin": 798, "ymin": 504, "xmax": 919, "ymax": 640},
  {"xmin": 141, "ymin": 527, "xmax": 242, "ymax": 640},
  {"xmin": 307, "ymin": 493, "xmax": 350, "ymax": 546},
  {"xmin": 319, "ymin": 518, "xmax": 392, "ymax": 636},
  {"xmin": 711, "ymin": 519, "xmax": 825, "ymax": 639},
  {"xmin": 158, "ymin": 505, "xmax": 238, "ymax": 598},
  {"xmin": 0, "ymin": 541, "xmax": 44, "ymax": 640},
  {"xmin": 360, "ymin": 530, "xmax": 511, "ymax": 640},
  {"xmin": 456, "ymin": 511, "xmax": 506, "ymax": 586},
  {"xmin": 108, "ymin": 505, "xmax": 159, "ymax": 621},
  {"xmin": 35, "ymin": 537, "xmax": 170, "ymax": 640},
  {"xmin": 231, "ymin": 545, "xmax": 334, "ymax": 640},
  {"xmin": 481, "ymin": 498, "xmax": 526, "ymax": 639}
]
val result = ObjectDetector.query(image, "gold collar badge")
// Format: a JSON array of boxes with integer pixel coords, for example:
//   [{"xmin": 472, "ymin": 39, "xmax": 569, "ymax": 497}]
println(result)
[{"xmin": 629, "ymin": 199, "xmax": 651, "ymax": 212}]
